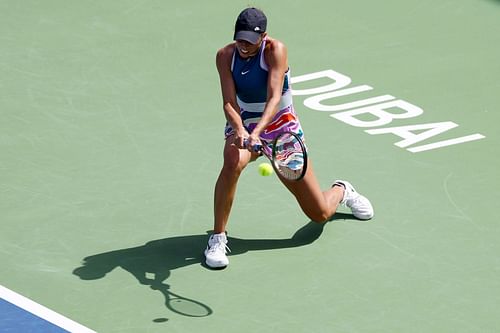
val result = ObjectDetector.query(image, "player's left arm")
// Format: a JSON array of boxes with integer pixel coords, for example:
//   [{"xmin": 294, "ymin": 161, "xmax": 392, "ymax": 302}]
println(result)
[{"xmin": 249, "ymin": 39, "xmax": 288, "ymax": 141}]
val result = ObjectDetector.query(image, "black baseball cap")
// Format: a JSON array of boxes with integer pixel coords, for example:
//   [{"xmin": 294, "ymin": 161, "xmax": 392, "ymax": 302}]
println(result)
[{"xmin": 233, "ymin": 8, "xmax": 267, "ymax": 44}]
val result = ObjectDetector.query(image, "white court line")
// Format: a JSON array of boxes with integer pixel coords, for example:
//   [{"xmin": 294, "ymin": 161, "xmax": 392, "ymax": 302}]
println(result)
[{"xmin": 0, "ymin": 284, "xmax": 96, "ymax": 333}]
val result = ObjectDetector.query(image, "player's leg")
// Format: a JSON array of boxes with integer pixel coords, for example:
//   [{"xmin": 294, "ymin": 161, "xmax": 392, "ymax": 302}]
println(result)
[
  {"xmin": 213, "ymin": 135, "xmax": 254, "ymax": 233},
  {"xmin": 279, "ymin": 160, "xmax": 374, "ymax": 222},
  {"xmin": 206, "ymin": 135, "xmax": 257, "ymax": 268},
  {"xmin": 279, "ymin": 160, "xmax": 343, "ymax": 222}
]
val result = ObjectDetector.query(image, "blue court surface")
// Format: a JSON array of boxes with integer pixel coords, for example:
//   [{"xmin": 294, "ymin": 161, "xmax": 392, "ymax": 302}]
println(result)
[
  {"xmin": 0, "ymin": 298, "xmax": 68, "ymax": 333},
  {"xmin": 0, "ymin": 285, "xmax": 95, "ymax": 332}
]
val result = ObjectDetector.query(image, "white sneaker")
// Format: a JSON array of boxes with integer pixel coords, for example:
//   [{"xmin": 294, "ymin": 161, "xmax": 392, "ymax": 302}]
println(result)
[
  {"xmin": 334, "ymin": 180, "xmax": 374, "ymax": 220},
  {"xmin": 204, "ymin": 233, "xmax": 230, "ymax": 268}
]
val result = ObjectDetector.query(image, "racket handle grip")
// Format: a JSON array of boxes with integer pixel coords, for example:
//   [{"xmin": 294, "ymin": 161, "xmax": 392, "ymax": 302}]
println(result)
[{"xmin": 243, "ymin": 139, "xmax": 262, "ymax": 152}]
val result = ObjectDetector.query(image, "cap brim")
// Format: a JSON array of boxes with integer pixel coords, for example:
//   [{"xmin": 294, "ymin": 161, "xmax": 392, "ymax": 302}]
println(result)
[{"xmin": 234, "ymin": 30, "xmax": 261, "ymax": 44}]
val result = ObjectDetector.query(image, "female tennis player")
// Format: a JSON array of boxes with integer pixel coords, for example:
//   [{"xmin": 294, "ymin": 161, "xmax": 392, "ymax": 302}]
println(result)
[{"xmin": 205, "ymin": 7, "xmax": 374, "ymax": 268}]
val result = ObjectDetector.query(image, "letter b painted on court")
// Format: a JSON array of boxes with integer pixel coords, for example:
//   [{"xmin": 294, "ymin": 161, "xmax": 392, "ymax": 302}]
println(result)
[{"xmin": 331, "ymin": 100, "xmax": 424, "ymax": 128}]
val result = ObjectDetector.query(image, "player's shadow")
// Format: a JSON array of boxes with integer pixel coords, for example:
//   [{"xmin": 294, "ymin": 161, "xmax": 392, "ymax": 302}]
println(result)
[{"xmin": 73, "ymin": 213, "xmax": 356, "ymax": 318}]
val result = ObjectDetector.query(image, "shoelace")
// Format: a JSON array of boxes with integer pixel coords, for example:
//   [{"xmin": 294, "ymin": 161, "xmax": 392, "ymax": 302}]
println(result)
[
  {"xmin": 207, "ymin": 241, "xmax": 231, "ymax": 254},
  {"xmin": 344, "ymin": 191, "xmax": 361, "ymax": 208},
  {"xmin": 347, "ymin": 196, "xmax": 362, "ymax": 207}
]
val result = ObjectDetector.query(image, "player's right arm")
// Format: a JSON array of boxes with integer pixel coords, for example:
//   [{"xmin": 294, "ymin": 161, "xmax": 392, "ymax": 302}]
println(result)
[{"xmin": 216, "ymin": 44, "xmax": 248, "ymax": 148}]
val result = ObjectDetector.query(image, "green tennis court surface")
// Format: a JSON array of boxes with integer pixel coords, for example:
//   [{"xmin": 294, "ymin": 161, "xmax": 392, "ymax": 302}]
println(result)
[{"xmin": 2, "ymin": 1, "xmax": 499, "ymax": 332}]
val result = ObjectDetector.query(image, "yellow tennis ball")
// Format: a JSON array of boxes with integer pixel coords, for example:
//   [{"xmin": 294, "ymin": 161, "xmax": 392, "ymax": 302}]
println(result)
[{"xmin": 258, "ymin": 163, "xmax": 273, "ymax": 176}]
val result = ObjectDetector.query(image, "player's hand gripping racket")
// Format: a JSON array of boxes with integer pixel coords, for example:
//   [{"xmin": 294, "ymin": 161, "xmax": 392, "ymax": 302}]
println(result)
[{"xmin": 246, "ymin": 131, "xmax": 308, "ymax": 181}]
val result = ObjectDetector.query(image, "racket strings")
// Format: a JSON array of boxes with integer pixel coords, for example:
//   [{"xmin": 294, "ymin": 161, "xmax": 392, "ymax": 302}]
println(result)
[{"xmin": 273, "ymin": 133, "xmax": 306, "ymax": 180}]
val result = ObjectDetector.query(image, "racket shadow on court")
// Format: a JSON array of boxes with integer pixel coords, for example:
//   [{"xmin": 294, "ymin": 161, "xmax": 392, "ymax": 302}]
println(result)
[{"xmin": 72, "ymin": 218, "xmax": 352, "ymax": 318}]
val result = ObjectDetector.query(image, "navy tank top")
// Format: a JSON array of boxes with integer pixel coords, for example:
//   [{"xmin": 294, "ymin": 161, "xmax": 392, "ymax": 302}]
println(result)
[{"xmin": 231, "ymin": 38, "xmax": 290, "ymax": 104}]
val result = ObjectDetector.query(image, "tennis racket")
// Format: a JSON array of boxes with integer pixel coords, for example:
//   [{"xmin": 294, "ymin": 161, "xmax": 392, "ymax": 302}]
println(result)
[{"xmin": 246, "ymin": 131, "xmax": 308, "ymax": 181}]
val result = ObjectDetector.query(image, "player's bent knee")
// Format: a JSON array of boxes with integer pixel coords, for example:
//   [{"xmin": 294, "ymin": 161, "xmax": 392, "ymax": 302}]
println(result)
[
  {"xmin": 223, "ymin": 151, "xmax": 249, "ymax": 175},
  {"xmin": 307, "ymin": 211, "xmax": 331, "ymax": 224},
  {"xmin": 311, "ymin": 216, "xmax": 329, "ymax": 224},
  {"xmin": 222, "ymin": 159, "xmax": 244, "ymax": 175}
]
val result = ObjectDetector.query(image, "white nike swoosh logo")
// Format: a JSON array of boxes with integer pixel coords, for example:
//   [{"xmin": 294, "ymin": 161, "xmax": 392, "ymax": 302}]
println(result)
[{"xmin": 241, "ymin": 70, "xmax": 250, "ymax": 75}]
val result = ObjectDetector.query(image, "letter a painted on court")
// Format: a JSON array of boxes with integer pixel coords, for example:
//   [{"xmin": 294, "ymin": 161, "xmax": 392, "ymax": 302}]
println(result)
[
  {"xmin": 365, "ymin": 122, "xmax": 459, "ymax": 148},
  {"xmin": 331, "ymin": 100, "xmax": 424, "ymax": 128}
]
